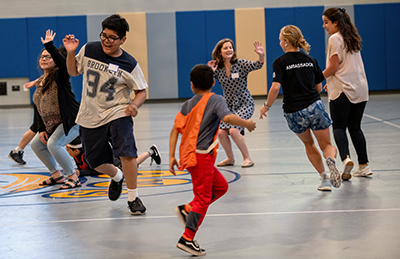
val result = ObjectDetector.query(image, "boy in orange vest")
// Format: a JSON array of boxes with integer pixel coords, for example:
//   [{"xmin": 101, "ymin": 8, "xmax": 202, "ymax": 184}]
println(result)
[{"xmin": 169, "ymin": 64, "xmax": 256, "ymax": 256}]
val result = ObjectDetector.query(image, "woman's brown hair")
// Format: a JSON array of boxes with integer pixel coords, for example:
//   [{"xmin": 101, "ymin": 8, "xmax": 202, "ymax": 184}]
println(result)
[
  {"xmin": 323, "ymin": 7, "xmax": 362, "ymax": 53},
  {"xmin": 211, "ymin": 38, "xmax": 238, "ymax": 68}
]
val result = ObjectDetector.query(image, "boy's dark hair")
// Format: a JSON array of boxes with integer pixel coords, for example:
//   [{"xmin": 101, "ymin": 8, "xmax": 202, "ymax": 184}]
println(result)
[
  {"xmin": 102, "ymin": 14, "xmax": 130, "ymax": 38},
  {"xmin": 190, "ymin": 64, "xmax": 214, "ymax": 90}
]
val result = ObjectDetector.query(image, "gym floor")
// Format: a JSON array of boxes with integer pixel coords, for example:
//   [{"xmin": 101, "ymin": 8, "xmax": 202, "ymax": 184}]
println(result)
[{"xmin": 1, "ymin": 93, "xmax": 399, "ymax": 259}]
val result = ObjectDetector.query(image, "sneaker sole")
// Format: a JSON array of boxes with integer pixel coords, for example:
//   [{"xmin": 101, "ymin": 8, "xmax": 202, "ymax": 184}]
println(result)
[
  {"xmin": 326, "ymin": 158, "xmax": 341, "ymax": 188},
  {"xmin": 8, "ymin": 153, "xmax": 26, "ymax": 165},
  {"xmin": 175, "ymin": 206, "xmax": 187, "ymax": 228},
  {"xmin": 353, "ymin": 172, "xmax": 373, "ymax": 177},
  {"xmin": 176, "ymin": 243, "xmax": 206, "ymax": 256},
  {"xmin": 130, "ymin": 210, "xmax": 146, "ymax": 215},
  {"xmin": 341, "ymin": 161, "xmax": 354, "ymax": 181},
  {"xmin": 151, "ymin": 145, "xmax": 162, "ymax": 165},
  {"xmin": 317, "ymin": 186, "xmax": 332, "ymax": 191}
]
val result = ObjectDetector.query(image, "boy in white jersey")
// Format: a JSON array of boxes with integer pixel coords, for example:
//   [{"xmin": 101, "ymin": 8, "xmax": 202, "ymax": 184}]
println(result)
[{"xmin": 63, "ymin": 14, "xmax": 147, "ymax": 214}]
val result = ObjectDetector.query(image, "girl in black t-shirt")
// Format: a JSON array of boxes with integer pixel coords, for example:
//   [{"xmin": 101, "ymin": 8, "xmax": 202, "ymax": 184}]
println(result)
[{"xmin": 259, "ymin": 25, "xmax": 341, "ymax": 191}]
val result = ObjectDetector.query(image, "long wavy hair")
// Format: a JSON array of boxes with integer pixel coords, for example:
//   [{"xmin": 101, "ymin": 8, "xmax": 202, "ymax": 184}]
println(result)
[
  {"xmin": 37, "ymin": 46, "xmax": 66, "ymax": 94},
  {"xmin": 280, "ymin": 25, "xmax": 311, "ymax": 54},
  {"xmin": 211, "ymin": 38, "xmax": 238, "ymax": 68},
  {"xmin": 323, "ymin": 7, "xmax": 362, "ymax": 53}
]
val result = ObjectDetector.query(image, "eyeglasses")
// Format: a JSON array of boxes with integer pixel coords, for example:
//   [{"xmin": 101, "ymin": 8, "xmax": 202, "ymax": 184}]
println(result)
[
  {"xmin": 99, "ymin": 32, "xmax": 121, "ymax": 43},
  {"xmin": 39, "ymin": 55, "xmax": 52, "ymax": 60}
]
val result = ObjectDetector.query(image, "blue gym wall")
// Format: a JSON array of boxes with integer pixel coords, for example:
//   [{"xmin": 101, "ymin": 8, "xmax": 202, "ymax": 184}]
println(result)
[{"xmin": 0, "ymin": 3, "xmax": 398, "ymax": 104}]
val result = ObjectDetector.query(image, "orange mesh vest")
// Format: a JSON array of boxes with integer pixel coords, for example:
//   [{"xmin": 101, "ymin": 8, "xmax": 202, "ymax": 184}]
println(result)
[{"xmin": 174, "ymin": 93, "xmax": 219, "ymax": 170}]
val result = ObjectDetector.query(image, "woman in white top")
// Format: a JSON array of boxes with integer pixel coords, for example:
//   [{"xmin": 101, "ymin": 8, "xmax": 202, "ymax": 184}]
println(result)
[{"xmin": 322, "ymin": 7, "xmax": 372, "ymax": 179}]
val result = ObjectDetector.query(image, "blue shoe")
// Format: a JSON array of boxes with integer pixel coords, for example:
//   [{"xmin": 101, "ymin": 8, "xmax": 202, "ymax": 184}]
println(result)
[
  {"xmin": 326, "ymin": 157, "xmax": 341, "ymax": 188},
  {"xmin": 317, "ymin": 179, "xmax": 332, "ymax": 191}
]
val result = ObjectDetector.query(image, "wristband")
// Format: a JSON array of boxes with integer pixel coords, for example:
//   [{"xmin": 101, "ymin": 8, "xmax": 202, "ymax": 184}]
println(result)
[{"xmin": 263, "ymin": 103, "xmax": 271, "ymax": 109}]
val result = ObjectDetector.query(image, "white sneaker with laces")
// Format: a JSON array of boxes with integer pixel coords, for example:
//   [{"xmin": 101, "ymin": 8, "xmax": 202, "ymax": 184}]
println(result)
[
  {"xmin": 342, "ymin": 157, "xmax": 353, "ymax": 181},
  {"xmin": 353, "ymin": 165, "xmax": 373, "ymax": 177}
]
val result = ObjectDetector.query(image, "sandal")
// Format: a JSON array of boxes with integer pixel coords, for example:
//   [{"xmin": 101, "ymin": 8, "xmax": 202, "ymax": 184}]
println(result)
[
  {"xmin": 59, "ymin": 179, "xmax": 81, "ymax": 189},
  {"xmin": 39, "ymin": 175, "xmax": 66, "ymax": 186},
  {"xmin": 217, "ymin": 159, "xmax": 235, "ymax": 167}
]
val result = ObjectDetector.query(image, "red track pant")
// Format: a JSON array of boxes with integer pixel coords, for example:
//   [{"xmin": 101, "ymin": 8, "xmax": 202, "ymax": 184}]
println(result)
[{"xmin": 183, "ymin": 153, "xmax": 228, "ymax": 239}]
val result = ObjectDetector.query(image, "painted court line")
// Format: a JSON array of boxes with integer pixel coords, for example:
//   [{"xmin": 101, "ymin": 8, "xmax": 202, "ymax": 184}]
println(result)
[
  {"xmin": 1, "ymin": 207, "xmax": 400, "ymax": 226},
  {"xmin": 364, "ymin": 114, "xmax": 400, "ymax": 129}
]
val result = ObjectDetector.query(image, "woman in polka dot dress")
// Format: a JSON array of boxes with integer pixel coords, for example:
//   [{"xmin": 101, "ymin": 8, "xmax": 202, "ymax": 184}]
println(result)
[{"xmin": 208, "ymin": 39, "xmax": 264, "ymax": 167}]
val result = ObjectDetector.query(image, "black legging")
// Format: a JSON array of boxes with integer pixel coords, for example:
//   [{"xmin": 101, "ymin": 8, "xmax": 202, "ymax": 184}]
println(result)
[{"xmin": 330, "ymin": 93, "xmax": 368, "ymax": 164}]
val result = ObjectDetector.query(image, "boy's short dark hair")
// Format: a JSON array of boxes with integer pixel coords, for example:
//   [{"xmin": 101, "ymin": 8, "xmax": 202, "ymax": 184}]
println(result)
[
  {"xmin": 102, "ymin": 14, "xmax": 130, "ymax": 38},
  {"xmin": 190, "ymin": 64, "xmax": 214, "ymax": 90}
]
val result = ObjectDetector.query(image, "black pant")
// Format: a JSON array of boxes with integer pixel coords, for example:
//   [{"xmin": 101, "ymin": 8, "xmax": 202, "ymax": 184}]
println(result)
[{"xmin": 330, "ymin": 93, "xmax": 369, "ymax": 164}]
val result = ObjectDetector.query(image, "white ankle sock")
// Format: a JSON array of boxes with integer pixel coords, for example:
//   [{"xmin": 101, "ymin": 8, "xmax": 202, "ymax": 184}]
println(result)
[
  {"xmin": 112, "ymin": 167, "xmax": 124, "ymax": 182},
  {"xmin": 14, "ymin": 146, "xmax": 23, "ymax": 152},
  {"xmin": 128, "ymin": 188, "xmax": 138, "ymax": 202},
  {"xmin": 320, "ymin": 172, "xmax": 328, "ymax": 180}
]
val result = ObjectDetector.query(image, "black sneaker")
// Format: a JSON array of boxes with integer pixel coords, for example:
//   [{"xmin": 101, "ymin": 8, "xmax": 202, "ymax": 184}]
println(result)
[
  {"xmin": 108, "ymin": 176, "xmax": 124, "ymax": 201},
  {"xmin": 149, "ymin": 145, "xmax": 161, "ymax": 165},
  {"xmin": 128, "ymin": 197, "xmax": 146, "ymax": 215},
  {"xmin": 176, "ymin": 236, "xmax": 206, "ymax": 256},
  {"xmin": 9, "ymin": 150, "xmax": 26, "ymax": 165},
  {"xmin": 175, "ymin": 205, "xmax": 188, "ymax": 228}
]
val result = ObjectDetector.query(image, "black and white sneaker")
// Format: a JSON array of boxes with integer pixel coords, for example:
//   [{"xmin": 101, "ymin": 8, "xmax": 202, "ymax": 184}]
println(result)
[
  {"xmin": 177, "ymin": 236, "xmax": 206, "ymax": 256},
  {"xmin": 9, "ymin": 150, "xmax": 26, "ymax": 165},
  {"xmin": 128, "ymin": 197, "xmax": 146, "ymax": 215},
  {"xmin": 108, "ymin": 176, "xmax": 124, "ymax": 201},
  {"xmin": 149, "ymin": 145, "xmax": 161, "ymax": 165},
  {"xmin": 175, "ymin": 205, "xmax": 188, "ymax": 228}
]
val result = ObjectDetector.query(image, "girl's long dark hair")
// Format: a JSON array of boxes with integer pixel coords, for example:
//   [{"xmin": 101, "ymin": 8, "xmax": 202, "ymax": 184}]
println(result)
[
  {"xmin": 323, "ymin": 7, "xmax": 362, "ymax": 53},
  {"xmin": 37, "ymin": 46, "xmax": 66, "ymax": 93}
]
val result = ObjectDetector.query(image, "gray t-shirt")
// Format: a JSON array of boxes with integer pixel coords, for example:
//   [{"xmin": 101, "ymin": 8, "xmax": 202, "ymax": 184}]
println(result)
[
  {"xmin": 75, "ymin": 42, "xmax": 148, "ymax": 128},
  {"xmin": 180, "ymin": 94, "xmax": 231, "ymax": 150}
]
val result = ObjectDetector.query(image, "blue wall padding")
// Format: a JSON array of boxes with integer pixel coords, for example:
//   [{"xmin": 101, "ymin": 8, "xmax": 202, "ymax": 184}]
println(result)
[
  {"xmin": 384, "ymin": 3, "xmax": 400, "ymax": 90},
  {"xmin": 176, "ymin": 11, "xmax": 208, "ymax": 98},
  {"xmin": 0, "ymin": 18, "xmax": 30, "ymax": 78},
  {"xmin": 294, "ymin": 6, "xmax": 325, "ymax": 73},
  {"xmin": 57, "ymin": 16, "xmax": 87, "ymax": 101},
  {"xmin": 205, "ymin": 10, "xmax": 236, "ymax": 96},
  {"xmin": 355, "ymin": 4, "xmax": 386, "ymax": 91},
  {"xmin": 265, "ymin": 7, "xmax": 295, "ymax": 93}
]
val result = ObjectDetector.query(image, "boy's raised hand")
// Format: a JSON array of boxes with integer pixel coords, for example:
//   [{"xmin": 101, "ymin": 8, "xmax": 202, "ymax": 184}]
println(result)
[{"xmin": 63, "ymin": 34, "xmax": 80, "ymax": 52}]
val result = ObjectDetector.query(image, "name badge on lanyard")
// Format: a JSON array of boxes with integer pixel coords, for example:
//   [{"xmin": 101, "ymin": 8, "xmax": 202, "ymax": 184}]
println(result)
[{"xmin": 232, "ymin": 72, "xmax": 239, "ymax": 79}]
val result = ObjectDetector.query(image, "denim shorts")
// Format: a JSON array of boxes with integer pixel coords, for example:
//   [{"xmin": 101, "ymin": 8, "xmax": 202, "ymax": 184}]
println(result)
[
  {"xmin": 284, "ymin": 100, "xmax": 332, "ymax": 134},
  {"xmin": 79, "ymin": 116, "xmax": 138, "ymax": 168}
]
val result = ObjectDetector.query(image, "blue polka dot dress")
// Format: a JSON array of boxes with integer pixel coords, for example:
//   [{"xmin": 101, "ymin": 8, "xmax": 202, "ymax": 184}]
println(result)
[{"xmin": 214, "ymin": 59, "xmax": 263, "ymax": 130}]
